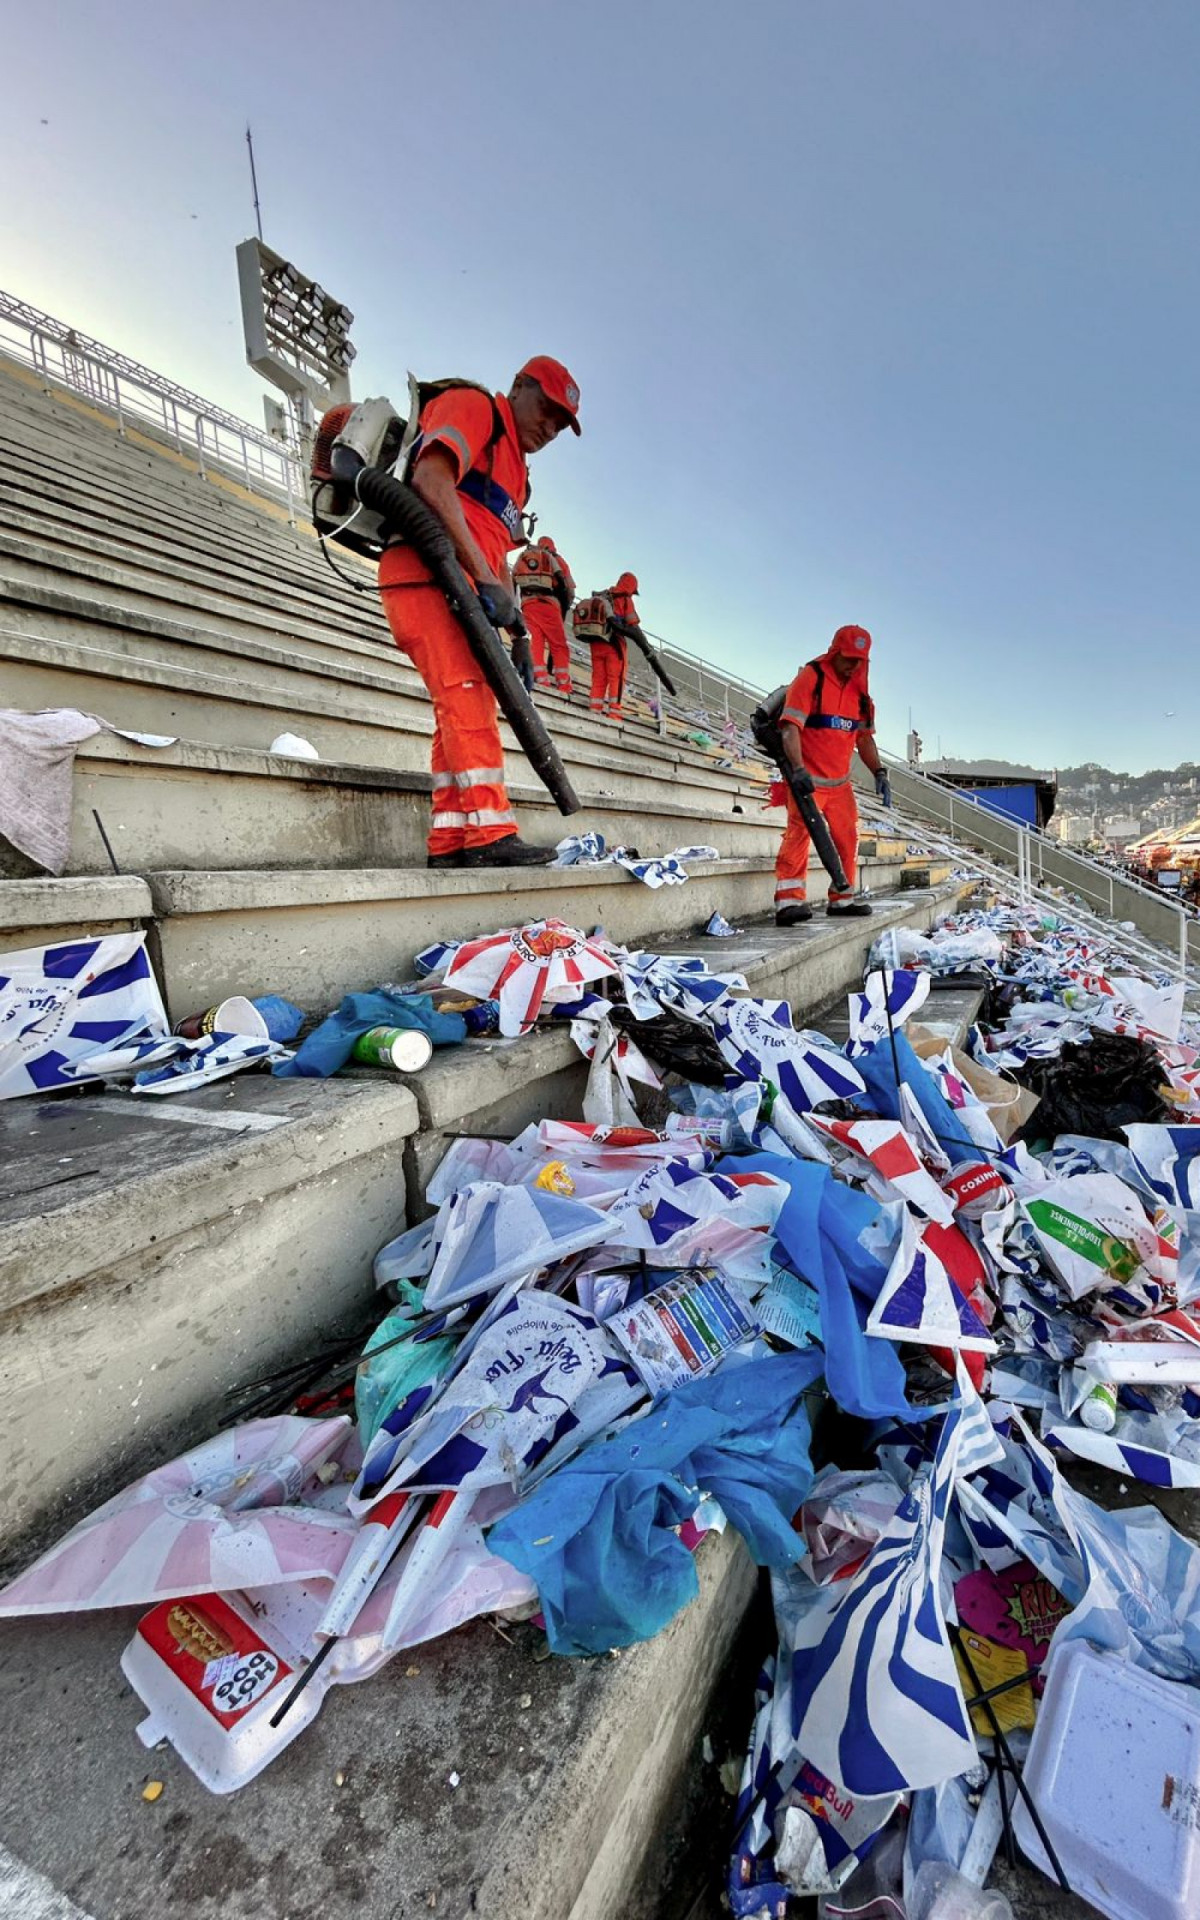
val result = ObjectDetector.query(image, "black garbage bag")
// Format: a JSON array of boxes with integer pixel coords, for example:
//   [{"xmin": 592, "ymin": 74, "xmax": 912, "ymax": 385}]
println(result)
[
  {"xmin": 1013, "ymin": 1031, "xmax": 1171, "ymax": 1144},
  {"xmin": 608, "ymin": 1005, "xmax": 728, "ymax": 1086}
]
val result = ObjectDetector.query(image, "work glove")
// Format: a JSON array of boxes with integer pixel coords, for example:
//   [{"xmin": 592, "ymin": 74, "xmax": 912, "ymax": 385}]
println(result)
[
  {"xmin": 874, "ymin": 769, "xmax": 893, "ymax": 809},
  {"xmin": 509, "ymin": 629, "xmax": 535, "ymax": 693},
  {"xmin": 476, "ymin": 578, "xmax": 522, "ymax": 631}
]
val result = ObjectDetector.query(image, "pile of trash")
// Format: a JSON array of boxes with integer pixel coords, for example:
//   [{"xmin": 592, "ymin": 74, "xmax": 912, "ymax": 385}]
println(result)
[{"xmin": 5, "ymin": 893, "xmax": 1200, "ymax": 1917}]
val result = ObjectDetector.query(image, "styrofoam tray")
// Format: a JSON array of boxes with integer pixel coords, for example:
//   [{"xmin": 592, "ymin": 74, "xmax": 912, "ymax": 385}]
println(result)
[{"xmin": 1014, "ymin": 1639, "xmax": 1200, "ymax": 1920}]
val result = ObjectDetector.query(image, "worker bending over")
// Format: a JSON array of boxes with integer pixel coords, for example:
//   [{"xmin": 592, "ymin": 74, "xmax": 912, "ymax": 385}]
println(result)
[
  {"xmin": 377, "ymin": 357, "xmax": 581, "ymax": 868},
  {"xmin": 514, "ymin": 535, "xmax": 576, "ymax": 694},
  {"xmin": 774, "ymin": 624, "xmax": 891, "ymax": 924}
]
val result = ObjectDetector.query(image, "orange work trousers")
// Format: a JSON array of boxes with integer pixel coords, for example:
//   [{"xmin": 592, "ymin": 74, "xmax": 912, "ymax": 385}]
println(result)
[
  {"xmin": 589, "ymin": 639, "xmax": 627, "ymax": 719},
  {"xmin": 378, "ymin": 556, "xmax": 517, "ymax": 858},
  {"xmin": 523, "ymin": 595, "xmax": 573, "ymax": 693},
  {"xmin": 775, "ymin": 778, "xmax": 859, "ymax": 907}
]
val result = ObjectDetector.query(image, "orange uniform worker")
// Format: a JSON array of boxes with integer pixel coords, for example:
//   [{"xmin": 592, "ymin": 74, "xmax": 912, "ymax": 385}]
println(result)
[
  {"xmin": 377, "ymin": 357, "xmax": 581, "ymax": 868},
  {"xmin": 513, "ymin": 535, "xmax": 576, "ymax": 694},
  {"xmin": 774, "ymin": 624, "xmax": 890, "ymax": 925},
  {"xmin": 588, "ymin": 570, "xmax": 642, "ymax": 720}
]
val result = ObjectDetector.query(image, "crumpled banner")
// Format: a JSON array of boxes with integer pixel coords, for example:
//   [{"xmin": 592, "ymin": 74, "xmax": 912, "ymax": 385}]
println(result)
[
  {"xmin": 715, "ymin": 1000, "xmax": 866, "ymax": 1109},
  {"xmin": 353, "ymin": 1291, "xmax": 619, "ymax": 1507},
  {"xmin": 133, "ymin": 1031, "xmax": 292, "ymax": 1094},
  {"xmin": 444, "ymin": 921, "xmax": 619, "ymax": 1037},
  {"xmin": 846, "ymin": 969, "xmax": 931, "ymax": 1055},
  {"xmin": 420, "ymin": 1180, "xmax": 613, "ymax": 1312},
  {"xmin": 866, "ymin": 1211, "xmax": 997, "ymax": 1353},
  {"xmin": 551, "ymin": 835, "xmax": 720, "ymax": 889},
  {"xmin": 488, "ymin": 1350, "xmax": 822, "ymax": 1654},
  {"xmin": 956, "ymin": 1413, "xmax": 1200, "ymax": 1683},
  {"xmin": 0, "ymin": 932, "xmax": 169, "ymax": 1101},
  {"xmin": 0, "ymin": 1418, "xmax": 356, "ymax": 1615},
  {"xmin": 616, "ymin": 949, "xmax": 748, "ymax": 1023},
  {"xmin": 786, "ymin": 1398, "xmax": 978, "ymax": 1795}
]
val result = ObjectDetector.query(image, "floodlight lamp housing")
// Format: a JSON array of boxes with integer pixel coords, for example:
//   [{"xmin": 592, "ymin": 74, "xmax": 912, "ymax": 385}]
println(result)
[{"xmin": 237, "ymin": 236, "xmax": 354, "ymax": 408}]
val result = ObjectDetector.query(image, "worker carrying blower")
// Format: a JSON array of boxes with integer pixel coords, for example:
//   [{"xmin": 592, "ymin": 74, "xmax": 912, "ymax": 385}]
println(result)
[
  {"xmin": 577, "ymin": 571, "xmax": 643, "ymax": 720},
  {"xmin": 514, "ymin": 535, "xmax": 576, "ymax": 694},
  {"xmin": 377, "ymin": 357, "xmax": 581, "ymax": 867},
  {"xmin": 769, "ymin": 624, "xmax": 891, "ymax": 925}
]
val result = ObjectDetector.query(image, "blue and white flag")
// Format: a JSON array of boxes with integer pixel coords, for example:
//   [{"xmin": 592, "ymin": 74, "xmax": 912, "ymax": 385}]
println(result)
[
  {"xmin": 601, "ymin": 1160, "xmax": 787, "ymax": 1250},
  {"xmin": 422, "ymin": 1182, "xmax": 613, "ymax": 1312},
  {"xmin": 787, "ymin": 1400, "xmax": 978, "ymax": 1795},
  {"xmin": 715, "ymin": 1000, "xmax": 866, "ymax": 1110},
  {"xmin": 0, "ymin": 933, "xmax": 169, "ymax": 1101},
  {"xmin": 132, "ymin": 1031, "xmax": 289, "ymax": 1094},
  {"xmin": 846, "ymin": 969, "xmax": 931, "ymax": 1056},
  {"xmin": 866, "ymin": 1214, "xmax": 997, "ymax": 1354},
  {"xmin": 1123, "ymin": 1125, "xmax": 1200, "ymax": 1211},
  {"xmin": 351, "ymin": 1290, "xmax": 619, "ymax": 1506},
  {"xmin": 616, "ymin": 950, "xmax": 748, "ymax": 1023}
]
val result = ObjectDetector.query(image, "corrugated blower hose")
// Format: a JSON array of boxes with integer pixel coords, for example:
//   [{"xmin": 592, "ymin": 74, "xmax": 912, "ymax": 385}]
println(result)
[{"xmin": 351, "ymin": 462, "xmax": 581, "ymax": 817}]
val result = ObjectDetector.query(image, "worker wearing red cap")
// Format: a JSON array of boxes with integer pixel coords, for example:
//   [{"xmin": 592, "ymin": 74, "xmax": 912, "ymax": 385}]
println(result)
[
  {"xmin": 585, "ymin": 570, "xmax": 641, "ymax": 720},
  {"xmin": 774, "ymin": 625, "xmax": 890, "ymax": 923},
  {"xmin": 513, "ymin": 534, "xmax": 576, "ymax": 694},
  {"xmin": 378, "ymin": 357, "xmax": 581, "ymax": 867}
]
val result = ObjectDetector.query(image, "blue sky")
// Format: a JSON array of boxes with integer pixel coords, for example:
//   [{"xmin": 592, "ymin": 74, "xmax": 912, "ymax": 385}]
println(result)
[{"xmin": 3, "ymin": 2, "xmax": 1196, "ymax": 772}]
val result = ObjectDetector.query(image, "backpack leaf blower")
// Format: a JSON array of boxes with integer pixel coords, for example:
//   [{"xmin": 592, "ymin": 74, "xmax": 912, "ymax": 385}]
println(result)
[
  {"xmin": 351, "ymin": 460, "xmax": 581, "ymax": 815},
  {"xmin": 751, "ymin": 687, "xmax": 853, "ymax": 895},
  {"xmin": 313, "ymin": 388, "xmax": 580, "ymax": 817},
  {"xmin": 612, "ymin": 618, "xmax": 678, "ymax": 695}
]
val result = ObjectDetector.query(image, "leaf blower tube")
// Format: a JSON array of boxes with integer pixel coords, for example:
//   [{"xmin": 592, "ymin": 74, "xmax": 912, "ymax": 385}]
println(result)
[
  {"xmin": 751, "ymin": 690, "xmax": 852, "ymax": 895},
  {"xmin": 351, "ymin": 462, "xmax": 581, "ymax": 816},
  {"xmin": 611, "ymin": 616, "xmax": 678, "ymax": 695}
]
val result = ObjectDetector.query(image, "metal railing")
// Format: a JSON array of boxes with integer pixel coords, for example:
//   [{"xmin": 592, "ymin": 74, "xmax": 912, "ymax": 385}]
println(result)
[
  {"xmin": 875, "ymin": 750, "xmax": 1200, "ymax": 990},
  {"xmin": 0, "ymin": 289, "xmax": 305, "ymax": 519}
]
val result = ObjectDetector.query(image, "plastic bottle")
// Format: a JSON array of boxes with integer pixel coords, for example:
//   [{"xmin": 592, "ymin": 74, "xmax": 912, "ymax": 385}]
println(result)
[
  {"xmin": 909, "ymin": 1861, "xmax": 1014, "ymax": 1920},
  {"xmin": 1079, "ymin": 1380, "xmax": 1118, "ymax": 1432}
]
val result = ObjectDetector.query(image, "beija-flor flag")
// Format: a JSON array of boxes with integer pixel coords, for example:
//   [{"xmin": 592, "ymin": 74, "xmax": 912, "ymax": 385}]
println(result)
[
  {"xmin": 846, "ymin": 969, "xmax": 931, "ymax": 1056},
  {"xmin": 715, "ymin": 1000, "xmax": 865, "ymax": 1110},
  {"xmin": 350, "ymin": 1291, "xmax": 618, "ymax": 1508},
  {"xmin": 787, "ymin": 1398, "xmax": 978, "ymax": 1796},
  {"xmin": 0, "ymin": 932, "xmax": 169, "ymax": 1101}
]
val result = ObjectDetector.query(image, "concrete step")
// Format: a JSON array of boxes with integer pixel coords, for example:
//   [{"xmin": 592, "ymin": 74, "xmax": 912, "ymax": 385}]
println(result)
[
  {"xmin": 0, "ymin": 870, "xmax": 151, "ymax": 947},
  {"xmin": 0, "ymin": 411, "xmax": 704, "ymax": 725},
  {"xmin": 140, "ymin": 852, "xmax": 928, "ymax": 1021},
  {"xmin": 0, "ymin": 1074, "xmax": 418, "ymax": 1570},
  {"xmin": 0, "ymin": 596, "xmax": 766, "ymax": 813},
  {"xmin": 1, "ymin": 731, "xmax": 780, "ymax": 878}
]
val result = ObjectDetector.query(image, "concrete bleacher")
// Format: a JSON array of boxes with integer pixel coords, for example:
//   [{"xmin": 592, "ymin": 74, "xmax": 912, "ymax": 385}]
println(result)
[{"xmin": 0, "ymin": 345, "xmax": 969, "ymax": 1919}]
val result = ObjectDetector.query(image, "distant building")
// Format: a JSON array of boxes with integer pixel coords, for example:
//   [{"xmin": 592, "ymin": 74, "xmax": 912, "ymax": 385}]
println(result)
[{"xmin": 1102, "ymin": 815, "xmax": 1142, "ymax": 850}]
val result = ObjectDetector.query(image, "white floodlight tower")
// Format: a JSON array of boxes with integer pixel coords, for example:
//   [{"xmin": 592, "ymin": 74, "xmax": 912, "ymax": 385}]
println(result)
[{"xmin": 236, "ymin": 237, "xmax": 356, "ymax": 465}]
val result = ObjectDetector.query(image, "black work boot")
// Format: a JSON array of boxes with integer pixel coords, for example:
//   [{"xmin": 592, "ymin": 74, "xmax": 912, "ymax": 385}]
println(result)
[
  {"xmin": 826, "ymin": 898, "xmax": 873, "ymax": 917},
  {"xmin": 462, "ymin": 836, "xmax": 557, "ymax": 869},
  {"xmin": 775, "ymin": 903, "xmax": 813, "ymax": 927},
  {"xmin": 427, "ymin": 851, "xmax": 466, "ymax": 870}
]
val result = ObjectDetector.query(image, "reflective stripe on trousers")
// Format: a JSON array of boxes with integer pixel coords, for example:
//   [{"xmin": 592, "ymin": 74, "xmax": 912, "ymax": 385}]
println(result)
[
  {"xmin": 774, "ymin": 779, "xmax": 860, "ymax": 904},
  {"xmin": 524, "ymin": 597, "xmax": 573, "ymax": 692},
  {"xmin": 378, "ymin": 568, "xmax": 518, "ymax": 857}
]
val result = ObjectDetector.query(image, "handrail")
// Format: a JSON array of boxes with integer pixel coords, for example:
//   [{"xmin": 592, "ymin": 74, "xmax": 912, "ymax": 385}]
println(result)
[
  {"xmin": 0, "ymin": 289, "xmax": 304, "ymax": 521},
  {"xmin": 875, "ymin": 749, "xmax": 1199, "ymax": 988}
]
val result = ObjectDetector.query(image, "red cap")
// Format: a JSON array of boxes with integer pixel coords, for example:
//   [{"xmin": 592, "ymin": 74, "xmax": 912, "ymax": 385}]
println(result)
[
  {"xmin": 830, "ymin": 624, "xmax": 871, "ymax": 659},
  {"xmin": 613, "ymin": 571, "xmax": 639, "ymax": 594},
  {"xmin": 518, "ymin": 356, "xmax": 582, "ymax": 434},
  {"xmin": 536, "ymin": 535, "xmax": 557, "ymax": 552}
]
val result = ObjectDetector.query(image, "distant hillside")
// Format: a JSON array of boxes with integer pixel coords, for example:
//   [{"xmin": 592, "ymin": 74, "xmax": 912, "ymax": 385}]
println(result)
[{"xmin": 923, "ymin": 758, "xmax": 1200, "ymax": 832}]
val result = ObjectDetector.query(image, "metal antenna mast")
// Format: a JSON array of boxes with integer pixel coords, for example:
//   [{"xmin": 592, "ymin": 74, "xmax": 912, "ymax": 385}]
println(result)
[{"xmin": 246, "ymin": 124, "xmax": 264, "ymax": 242}]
